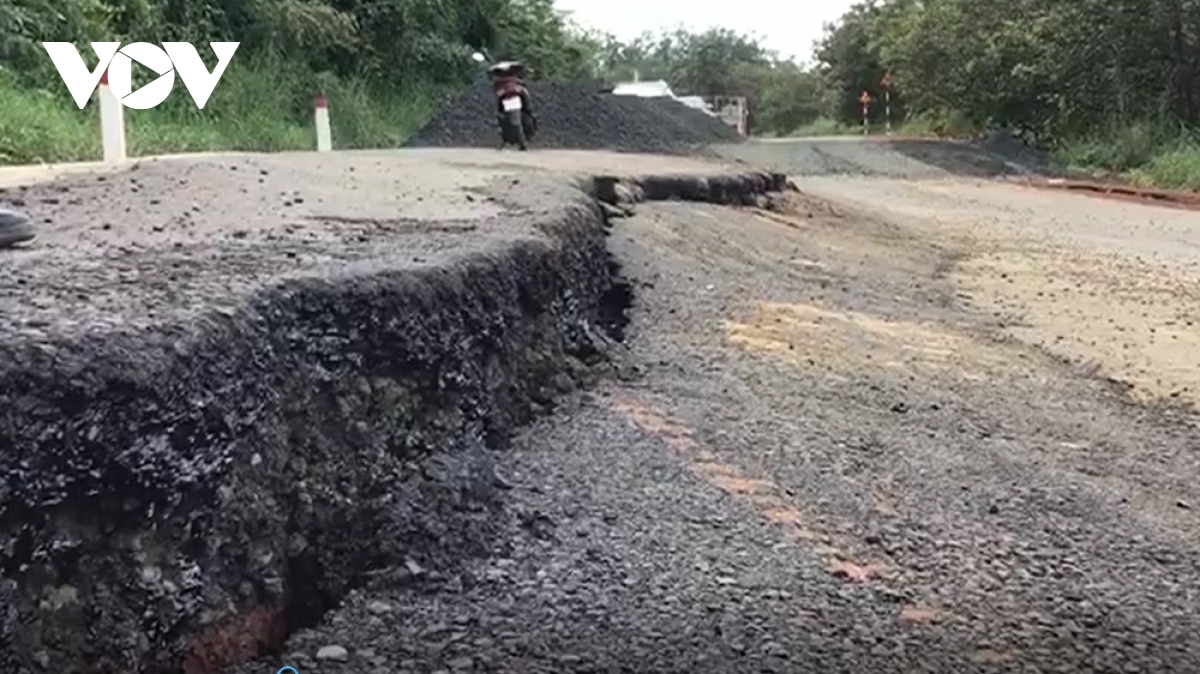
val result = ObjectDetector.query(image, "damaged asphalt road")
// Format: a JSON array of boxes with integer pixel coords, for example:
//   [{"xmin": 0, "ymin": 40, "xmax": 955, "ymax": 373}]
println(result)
[
  {"xmin": 5, "ymin": 140, "xmax": 1200, "ymax": 674},
  {"xmin": 236, "ymin": 143, "xmax": 1200, "ymax": 674}
]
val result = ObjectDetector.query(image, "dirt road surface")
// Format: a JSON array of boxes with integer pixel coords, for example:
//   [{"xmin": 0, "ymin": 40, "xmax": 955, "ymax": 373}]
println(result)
[{"xmin": 220, "ymin": 140, "xmax": 1200, "ymax": 674}]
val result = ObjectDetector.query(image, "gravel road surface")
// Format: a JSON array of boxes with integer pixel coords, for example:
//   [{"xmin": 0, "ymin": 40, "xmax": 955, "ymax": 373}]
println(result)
[{"xmin": 230, "ymin": 140, "xmax": 1200, "ymax": 674}]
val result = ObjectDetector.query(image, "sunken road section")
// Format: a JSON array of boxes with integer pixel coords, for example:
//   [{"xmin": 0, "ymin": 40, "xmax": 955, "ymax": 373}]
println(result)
[
  {"xmin": 0, "ymin": 149, "xmax": 786, "ymax": 674},
  {"xmin": 407, "ymin": 80, "xmax": 742, "ymax": 153}
]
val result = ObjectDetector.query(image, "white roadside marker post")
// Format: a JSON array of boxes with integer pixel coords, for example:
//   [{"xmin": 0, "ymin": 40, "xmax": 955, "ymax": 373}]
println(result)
[
  {"xmin": 885, "ymin": 89, "xmax": 892, "ymax": 135},
  {"xmin": 881, "ymin": 72, "xmax": 894, "ymax": 136},
  {"xmin": 98, "ymin": 69, "xmax": 127, "ymax": 164},
  {"xmin": 314, "ymin": 95, "xmax": 332, "ymax": 152},
  {"xmin": 860, "ymin": 90, "xmax": 872, "ymax": 136}
]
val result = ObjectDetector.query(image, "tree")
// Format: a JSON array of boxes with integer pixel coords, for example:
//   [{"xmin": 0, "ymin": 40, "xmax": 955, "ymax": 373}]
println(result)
[
  {"xmin": 816, "ymin": 0, "xmax": 1200, "ymax": 140},
  {"xmin": 584, "ymin": 26, "xmax": 825, "ymax": 135}
]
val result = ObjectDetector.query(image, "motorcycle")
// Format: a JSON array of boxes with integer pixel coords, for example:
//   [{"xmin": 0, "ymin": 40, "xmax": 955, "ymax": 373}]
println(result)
[{"xmin": 473, "ymin": 53, "xmax": 537, "ymax": 151}]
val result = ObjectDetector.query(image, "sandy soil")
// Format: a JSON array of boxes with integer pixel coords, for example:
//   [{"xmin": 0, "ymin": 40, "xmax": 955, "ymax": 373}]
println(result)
[{"xmin": 796, "ymin": 175, "xmax": 1200, "ymax": 410}]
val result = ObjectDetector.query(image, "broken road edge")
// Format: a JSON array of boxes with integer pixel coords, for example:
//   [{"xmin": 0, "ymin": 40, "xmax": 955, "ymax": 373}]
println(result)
[{"xmin": 0, "ymin": 168, "xmax": 790, "ymax": 673}]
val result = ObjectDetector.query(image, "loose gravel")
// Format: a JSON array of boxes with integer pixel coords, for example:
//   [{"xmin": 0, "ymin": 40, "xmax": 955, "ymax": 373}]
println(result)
[
  {"xmin": 407, "ymin": 81, "xmax": 741, "ymax": 153},
  {"xmin": 714, "ymin": 135, "xmax": 1069, "ymax": 180}
]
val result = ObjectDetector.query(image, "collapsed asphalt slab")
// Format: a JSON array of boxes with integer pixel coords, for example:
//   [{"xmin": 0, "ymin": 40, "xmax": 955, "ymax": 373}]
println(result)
[{"xmin": 0, "ymin": 149, "xmax": 787, "ymax": 673}]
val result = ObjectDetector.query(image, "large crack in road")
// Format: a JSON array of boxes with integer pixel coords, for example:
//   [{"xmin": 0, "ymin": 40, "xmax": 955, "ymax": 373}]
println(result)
[{"xmin": 236, "ymin": 141, "xmax": 1200, "ymax": 674}]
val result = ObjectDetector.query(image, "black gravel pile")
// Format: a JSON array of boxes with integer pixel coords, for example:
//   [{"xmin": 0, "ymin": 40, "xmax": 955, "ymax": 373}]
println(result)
[
  {"xmin": 975, "ymin": 128, "xmax": 1073, "ymax": 177},
  {"xmin": 407, "ymin": 81, "xmax": 742, "ymax": 153}
]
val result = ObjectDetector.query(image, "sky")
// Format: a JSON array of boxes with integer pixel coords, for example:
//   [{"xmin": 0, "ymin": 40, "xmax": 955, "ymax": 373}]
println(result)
[{"xmin": 553, "ymin": 0, "xmax": 859, "ymax": 65}]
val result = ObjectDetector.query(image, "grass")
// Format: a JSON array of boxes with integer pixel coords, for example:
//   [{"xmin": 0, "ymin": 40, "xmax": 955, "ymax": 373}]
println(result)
[
  {"xmin": 784, "ymin": 117, "xmax": 856, "ymax": 137},
  {"xmin": 894, "ymin": 110, "xmax": 978, "ymax": 138},
  {"xmin": 0, "ymin": 54, "xmax": 448, "ymax": 165},
  {"xmin": 1055, "ymin": 120, "xmax": 1200, "ymax": 191},
  {"xmin": 1130, "ymin": 145, "xmax": 1200, "ymax": 191}
]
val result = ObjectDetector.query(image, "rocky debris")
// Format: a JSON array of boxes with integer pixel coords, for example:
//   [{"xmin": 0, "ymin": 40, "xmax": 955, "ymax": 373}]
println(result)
[
  {"xmin": 976, "ymin": 128, "xmax": 1075, "ymax": 177},
  {"xmin": 230, "ymin": 396, "xmax": 931, "ymax": 674},
  {"xmin": 408, "ymin": 81, "xmax": 741, "ymax": 153},
  {"xmin": 591, "ymin": 171, "xmax": 789, "ymax": 210},
  {"xmin": 316, "ymin": 645, "xmax": 349, "ymax": 662},
  {"xmin": 366, "ymin": 600, "xmax": 394, "ymax": 615}
]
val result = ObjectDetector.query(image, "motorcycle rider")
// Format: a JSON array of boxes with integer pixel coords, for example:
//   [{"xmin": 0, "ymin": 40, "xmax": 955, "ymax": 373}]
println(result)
[
  {"xmin": 488, "ymin": 61, "xmax": 536, "ymax": 148},
  {"xmin": 490, "ymin": 67, "xmax": 533, "ymax": 118}
]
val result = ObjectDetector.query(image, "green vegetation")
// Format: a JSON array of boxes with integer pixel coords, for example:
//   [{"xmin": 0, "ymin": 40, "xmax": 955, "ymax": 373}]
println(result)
[
  {"xmin": 3, "ymin": 0, "xmax": 1199, "ymax": 190},
  {"xmin": 0, "ymin": 0, "xmax": 599, "ymax": 163},
  {"xmin": 809, "ymin": 0, "xmax": 1200, "ymax": 189}
]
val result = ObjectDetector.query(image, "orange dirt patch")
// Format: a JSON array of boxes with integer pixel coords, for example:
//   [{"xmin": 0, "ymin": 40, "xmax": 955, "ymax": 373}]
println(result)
[
  {"xmin": 970, "ymin": 649, "xmax": 1016, "ymax": 665},
  {"xmin": 725, "ymin": 301, "xmax": 1033, "ymax": 383},
  {"xmin": 828, "ymin": 558, "xmax": 888, "ymax": 582},
  {"xmin": 751, "ymin": 209, "xmax": 811, "ymax": 231},
  {"xmin": 1023, "ymin": 177, "xmax": 1200, "ymax": 212},
  {"xmin": 183, "ymin": 604, "xmax": 286, "ymax": 674},
  {"xmin": 608, "ymin": 391, "xmax": 900, "ymax": 590},
  {"xmin": 608, "ymin": 391, "xmax": 816, "ymax": 544},
  {"xmin": 706, "ymin": 472, "xmax": 776, "ymax": 496},
  {"xmin": 899, "ymin": 605, "xmax": 943, "ymax": 625},
  {"xmin": 764, "ymin": 506, "xmax": 804, "ymax": 526}
]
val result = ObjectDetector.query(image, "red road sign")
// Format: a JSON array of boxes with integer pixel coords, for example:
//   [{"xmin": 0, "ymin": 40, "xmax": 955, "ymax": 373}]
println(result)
[
  {"xmin": 859, "ymin": 91, "xmax": 872, "ymax": 105},
  {"xmin": 881, "ymin": 73, "xmax": 893, "ymax": 89}
]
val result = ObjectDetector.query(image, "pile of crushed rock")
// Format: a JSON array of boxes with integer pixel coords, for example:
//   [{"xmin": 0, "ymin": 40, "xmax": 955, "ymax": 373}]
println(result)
[{"xmin": 407, "ymin": 80, "xmax": 742, "ymax": 153}]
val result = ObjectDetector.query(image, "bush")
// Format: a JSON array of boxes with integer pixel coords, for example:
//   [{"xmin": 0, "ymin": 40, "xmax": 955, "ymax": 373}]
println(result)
[
  {"xmin": 1055, "ymin": 120, "xmax": 1200, "ymax": 191},
  {"xmin": 1130, "ymin": 143, "xmax": 1200, "ymax": 191},
  {"xmin": 1055, "ymin": 121, "xmax": 1172, "ymax": 173},
  {"xmin": 787, "ymin": 117, "xmax": 854, "ymax": 137},
  {"xmin": 0, "ymin": 68, "xmax": 100, "ymax": 164},
  {"xmin": 899, "ymin": 110, "xmax": 977, "ymax": 138}
]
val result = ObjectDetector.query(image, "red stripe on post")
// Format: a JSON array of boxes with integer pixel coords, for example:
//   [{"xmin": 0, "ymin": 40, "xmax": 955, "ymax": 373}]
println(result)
[{"xmin": 314, "ymin": 96, "xmax": 328, "ymax": 109}]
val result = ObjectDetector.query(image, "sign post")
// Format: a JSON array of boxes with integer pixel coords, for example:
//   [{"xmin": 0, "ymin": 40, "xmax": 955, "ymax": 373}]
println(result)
[
  {"xmin": 880, "ymin": 72, "xmax": 894, "ymax": 135},
  {"xmin": 859, "ymin": 91, "xmax": 872, "ymax": 136}
]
